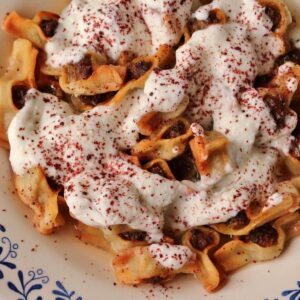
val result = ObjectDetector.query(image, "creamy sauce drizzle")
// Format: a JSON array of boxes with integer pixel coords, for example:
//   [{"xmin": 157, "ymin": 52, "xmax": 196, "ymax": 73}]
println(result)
[
  {"xmin": 7, "ymin": 0, "xmax": 300, "ymax": 266},
  {"xmin": 149, "ymin": 243, "xmax": 193, "ymax": 270},
  {"xmin": 46, "ymin": 0, "xmax": 192, "ymax": 68}
]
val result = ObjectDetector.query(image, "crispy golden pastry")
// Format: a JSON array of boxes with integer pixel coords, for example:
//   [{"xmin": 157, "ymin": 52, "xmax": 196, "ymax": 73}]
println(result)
[
  {"xmin": 154, "ymin": 44, "xmax": 176, "ymax": 70},
  {"xmin": 75, "ymin": 222, "xmax": 113, "ymax": 252},
  {"xmin": 60, "ymin": 56, "xmax": 127, "ymax": 97},
  {"xmin": 259, "ymin": 63, "xmax": 300, "ymax": 103},
  {"xmin": 187, "ymin": 0, "xmax": 287, "ymax": 54},
  {"xmin": 68, "ymin": 45, "xmax": 177, "ymax": 113},
  {"xmin": 67, "ymin": 54, "xmax": 152, "ymax": 109},
  {"xmin": 285, "ymin": 155, "xmax": 300, "ymax": 176},
  {"xmin": 258, "ymin": 63, "xmax": 300, "ymax": 174},
  {"xmin": 40, "ymin": 63, "xmax": 63, "ymax": 77},
  {"xmin": 137, "ymin": 96, "xmax": 189, "ymax": 136},
  {"xmin": 286, "ymin": 140, "xmax": 300, "ymax": 177},
  {"xmin": 117, "ymin": 51, "xmax": 136, "ymax": 66},
  {"xmin": 214, "ymin": 223, "xmax": 285, "ymax": 273},
  {"xmin": 211, "ymin": 183, "xmax": 300, "ymax": 236},
  {"xmin": 76, "ymin": 221, "xmax": 178, "ymax": 255},
  {"xmin": 188, "ymin": 8, "xmax": 227, "ymax": 33},
  {"xmin": 136, "ymin": 112, "xmax": 163, "ymax": 136},
  {"xmin": 182, "ymin": 227, "xmax": 224, "ymax": 292},
  {"xmin": 75, "ymin": 223, "xmax": 150, "ymax": 253},
  {"xmin": 112, "ymin": 245, "xmax": 196, "ymax": 285},
  {"xmin": 125, "ymin": 155, "xmax": 141, "ymax": 167},
  {"xmin": 256, "ymin": 61, "xmax": 300, "ymax": 104},
  {"xmin": 143, "ymin": 159, "xmax": 176, "ymax": 179},
  {"xmin": 189, "ymin": 131, "xmax": 231, "ymax": 181},
  {"xmin": 3, "ymin": 11, "xmax": 59, "ymax": 49},
  {"xmin": 183, "ymin": 25, "xmax": 191, "ymax": 42},
  {"xmin": 2, "ymin": 12, "xmax": 178, "ymax": 105},
  {"xmin": 105, "ymin": 226, "xmax": 150, "ymax": 252},
  {"xmin": 274, "ymin": 210, "xmax": 300, "ymax": 240},
  {"xmin": 290, "ymin": 176, "xmax": 300, "ymax": 193},
  {"xmin": 131, "ymin": 117, "xmax": 193, "ymax": 161},
  {"xmin": 107, "ymin": 45, "xmax": 172, "ymax": 107},
  {"xmin": 257, "ymin": 0, "xmax": 291, "ymax": 35},
  {"xmin": 0, "ymin": 38, "xmax": 38, "ymax": 144},
  {"xmin": 14, "ymin": 167, "xmax": 64, "ymax": 234},
  {"xmin": 0, "ymin": 139, "xmax": 9, "ymax": 150}
]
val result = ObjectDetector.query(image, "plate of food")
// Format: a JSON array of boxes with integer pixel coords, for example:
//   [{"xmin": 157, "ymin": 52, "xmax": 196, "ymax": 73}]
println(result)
[{"xmin": 0, "ymin": 0, "xmax": 300, "ymax": 299}]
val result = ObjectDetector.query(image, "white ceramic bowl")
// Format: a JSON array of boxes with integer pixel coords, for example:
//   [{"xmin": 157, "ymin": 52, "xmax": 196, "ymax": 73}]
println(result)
[{"xmin": 0, "ymin": 1, "xmax": 300, "ymax": 299}]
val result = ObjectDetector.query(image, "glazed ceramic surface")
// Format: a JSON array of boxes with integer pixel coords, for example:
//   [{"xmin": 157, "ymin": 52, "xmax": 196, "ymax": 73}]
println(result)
[{"xmin": 0, "ymin": 1, "xmax": 300, "ymax": 299}]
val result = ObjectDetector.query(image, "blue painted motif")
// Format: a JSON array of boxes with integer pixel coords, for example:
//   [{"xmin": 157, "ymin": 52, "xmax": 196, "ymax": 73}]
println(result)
[
  {"xmin": 0, "ymin": 222, "xmax": 84, "ymax": 299},
  {"xmin": 0, "ymin": 223, "xmax": 18, "ymax": 280},
  {"xmin": 52, "ymin": 281, "xmax": 83, "ymax": 300},
  {"xmin": 7, "ymin": 269, "xmax": 49, "ymax": 300},
  {"xmin": 1, "ymin": 220, "xmax": 299, "ymax": 300},
  {"xmin": 282, "ymin": 281, "xmax": 300, "ymax": 300},
  {"xmin": 0, "ymin": 224, "xmax": 5, "ymax": 232}
]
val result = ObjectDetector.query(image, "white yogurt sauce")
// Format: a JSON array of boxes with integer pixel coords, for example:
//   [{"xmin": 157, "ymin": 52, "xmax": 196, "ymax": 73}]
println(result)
[
  {"xmin": 45, "ymin": 0, "xmax": 192, "ymax": 68},
  {"xmin": 8, "ymin": 89, "xmax": 187, "ymax": 240},
  {"xmin": 152, "ymin": 0, "xmax": 294, "ymax": 164},
  {"xmin": 7, "ymin": 0, "xmax": 300, "ymax": 267},
  {"xmin": 149, "ymin": 243, "xmax": 193, "ymax": 270},
  {"xmin": 262, "ymin": 192, "xmax": 283, "ymax": 212}
]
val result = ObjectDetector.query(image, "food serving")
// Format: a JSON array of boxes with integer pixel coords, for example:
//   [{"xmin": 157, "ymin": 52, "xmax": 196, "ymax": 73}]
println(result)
[{"xmin": 0, "ymin": 0, "xmax": 300, "ymax": 292}]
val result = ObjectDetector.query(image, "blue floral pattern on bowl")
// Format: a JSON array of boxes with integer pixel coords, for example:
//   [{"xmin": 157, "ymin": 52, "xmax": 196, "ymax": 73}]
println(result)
[
  {"xmin": 282, "ymin": 282, "xmax": 300, "ymax": 300},
  {"xmin": 7, "ymin": 269, "xmax": 49, "ymax": 300},
  {"xmin": 52, "ymin": 281, "xmax": 83, "ymax": 300},
  {"xmin": 1, "ymin": 220, "xmax": 300, "ymax": 300},
  {"xmin": 0, "ymin": 223, "xmax": 83, "ymax": 300},
  {"xmin": 0, "ymin": 224, "xmax": 18, "ymax": 280}
]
